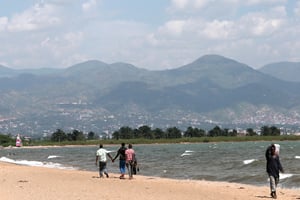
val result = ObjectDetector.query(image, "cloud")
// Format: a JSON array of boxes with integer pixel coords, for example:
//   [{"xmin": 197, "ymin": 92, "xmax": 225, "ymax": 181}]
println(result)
[
  {"xmin": 170, "ymin": 0, "xmax": 210, "ymax": 10},
  {"xmin": 159, "ymin": 20, "xmax": 186, "ymax": 37},
  {"xmin": 295, "ymin": 1, "xmax": 300, "ymax": 17},
  {"xmin": 0, "ymin": 17, "xmax": 8, "ymax": 31},
  {"xmin": 244, "ymin": 0, "xmax": 287, "ymax": 6},
  {"xmin": 202, "ymin": 20, "xmax": 235, "ymax": 39},
  {"xmin": 82, "ymin": 0, "xmax": 98, "ymax": 12},
  {"xmin": 238, "ymin": 7, "xmax": 286, "ymax": 37},
  {"xmin": 0, "ymin": 0, "xmax": 299, "ymax": 70},
  {"xmin": 5, "ymin": 3, "xmax": 61, "ymax": 32}
]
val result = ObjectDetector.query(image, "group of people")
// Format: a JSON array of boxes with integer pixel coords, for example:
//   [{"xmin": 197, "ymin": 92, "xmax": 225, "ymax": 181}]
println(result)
[
  {"xmin": 96, "ymin": 142, "xmax": 284, "ymax": 198},
  {"xmin": 95, "ymin": 143, "xmax": 137, "ymax": 180}
]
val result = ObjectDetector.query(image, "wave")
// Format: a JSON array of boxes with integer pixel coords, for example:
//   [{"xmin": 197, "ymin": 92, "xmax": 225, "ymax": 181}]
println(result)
[
  {"xmin": 295, "ymin": 156, "xmax": 300, "ymax": 159},
  {"xmin": 280, "ymin": 173, "xmax": 293, "ymax": 180},
  {"xmin": 243, "ymin": 159, "xmax": 258, "ymax": 165},
  {"xmin": 184, "ymin": 150, "xmax": 194, "ymax": 153},
  {"xmin": 181, "ymin": 150, "xmax": 194, "ymax": 157},
  {"xmin": 0, "ymin": 156, "xmax": 76, "ymax": 170},
  {"xmin": 47, "ymin": 155, "xmax": 62, "ymax": 159}
]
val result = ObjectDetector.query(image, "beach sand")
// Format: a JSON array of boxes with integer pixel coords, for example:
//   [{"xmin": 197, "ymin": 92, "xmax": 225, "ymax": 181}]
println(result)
[{"xmin": 0, "ymin": 162, "xmax": 299, "ymax": 200}]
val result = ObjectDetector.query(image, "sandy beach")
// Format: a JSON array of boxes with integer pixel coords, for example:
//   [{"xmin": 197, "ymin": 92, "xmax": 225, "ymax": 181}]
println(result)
[{"xmin": 0, "ymin": 162, "xmax": 299, "ymax": 200}]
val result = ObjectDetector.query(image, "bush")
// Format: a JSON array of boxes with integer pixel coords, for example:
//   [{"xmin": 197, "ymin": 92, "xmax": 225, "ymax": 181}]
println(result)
[{"xmin": 0, "ymin": 134, "xmax": 14, "ymax": 147}]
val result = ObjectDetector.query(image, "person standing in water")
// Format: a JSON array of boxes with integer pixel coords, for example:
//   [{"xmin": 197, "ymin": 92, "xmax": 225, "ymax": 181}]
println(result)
[
  {"xmin": 265, "ymin": 144, "xmax": 284, "ymax": 199},
  {"xmin": 95, "ymin": 144, "xmax": 113, "ymax": 178},
  {"xmin": 125, "ymin": 144, "xmax": 136, "ymax": 179},
  {"xmin": 16, "ymin": 134, "xmax": 22, "ymax": 147},
  {"xmin": 112, "ymin": 143, "xmax": 127, "ymax": 179}
]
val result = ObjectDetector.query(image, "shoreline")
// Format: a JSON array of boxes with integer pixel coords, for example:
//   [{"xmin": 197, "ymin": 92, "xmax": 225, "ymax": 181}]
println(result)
[
  {"xmin": 0, "ymin": 162, "xmax": 299, "ymax": 200},
  {"xmin": 2, "ymin": 136, "xmax": 300, "ymax": 149}
]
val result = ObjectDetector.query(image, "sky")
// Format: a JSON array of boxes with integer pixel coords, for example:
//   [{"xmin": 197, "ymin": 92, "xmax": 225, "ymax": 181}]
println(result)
[{"xmin": 0, "ymin": 0, "xmax": 300, "ymax": 70}]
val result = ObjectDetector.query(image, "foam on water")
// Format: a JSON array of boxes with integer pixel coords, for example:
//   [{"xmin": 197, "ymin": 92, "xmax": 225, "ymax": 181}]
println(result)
[
  {"xmin": 181, "ymin": 150, "xmax": 194, "ymax": 157},
  {"xmin": 0, "ymin": 156, "xmax": 76, "ymax": 170},
  {"xmin": 47, "ymin": 155, "xmax": 61, "ymax": 159},
  {"xmin": 243, "ymin": 159, "xmax": 258, "ymax": 165},
  {"xmin": 295, "ymin": 156, "xmax": 300, "ymax": 159},
  {"xmin": 184, "ymin": 150, "xmax": 194, "ymax": 153},
  {"xmin": 280, "ymin": 173, "xmax": 293, "ymax": 180}
]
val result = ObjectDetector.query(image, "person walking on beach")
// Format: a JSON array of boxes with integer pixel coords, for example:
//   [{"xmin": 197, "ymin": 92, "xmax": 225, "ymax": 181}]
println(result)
[
  {"xmin": 112, "ymin": 143, "xmax": 127, "ymax": 179},
  {"xmin": 125, "ymin": 144, "xmax": 136, "ymax": 179},
  {"xmin": 265, "ymin": 144, "xmax": 284, "ymax": 199},
  {"xmin": 95, "ymin": 144, "xmax": 113, "ymax": 178}
]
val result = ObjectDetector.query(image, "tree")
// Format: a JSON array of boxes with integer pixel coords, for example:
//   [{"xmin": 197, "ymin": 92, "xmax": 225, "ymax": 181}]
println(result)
[
  {"xmin": 119, "ymin": 126, "xmax": 133, "ymax": 139},
  {"xmin": 208, "ymin": 126, "xmax": 223, "ymax": 137},
  {"xmin": 184, "ymin": 127, "xmax": 205, "ymax": 137},
  {"xmin": 166, "ymin": 127, "xmax": 182, "ymax": 139},
  {"xmin": 270, "ymin": 126, "xmax": 280, "ymax": 136},
  {"xmin": 246, "ymin": 128, "xmax": 257, "ymax": 136},
  {"xmin": 138, "ymin": 125, "xmax": 153, "ymax": 139},
  {"xmin": 153, "ymin": 128, "xmax": 165, "ymax": 139},
  {"xmin": 112, "ymin": 130, "xmax": 120, "ymax": 140},
  {"xmin": 0, "ymin": 134, "xmax": 14, "ymax": 146},
  {"xmin": 66, "ymin": 133, "xmax": 74, "ymax": 141},
  {"xmin": 133, "ymin": 128, "xmax": 141, "ymax": 138},
  {"xmin": 196, "ymin": 128, "xmax": 206, "ymax": 137},
  {"xmin": 261, "ymin": 126, "xmax": 271, "ymax": 136},
  {"xmin": 184, "ymin": 127, "xmax": 194, "ymax": 137},
  {"xmin": 51, "ymin": 129, "xmax": 67, "ymax": 142},
  {"xmin": 71, "ymin": 129, "xmax": 85, "ymax": 141},
  {"xmin": 229, "ymin": 129, "xmax": 238, "ymax": 136},
  {"xmin": 87, "ymin": 131, "xmax": 98, "ymax": 140}
]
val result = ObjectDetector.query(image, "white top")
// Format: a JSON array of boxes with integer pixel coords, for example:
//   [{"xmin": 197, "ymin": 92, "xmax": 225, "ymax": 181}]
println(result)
[
  {"xmin": 274, "ymin": 144, "xmax": 280, "ymax": 155},
  {"xmin": 96, "ymin": 148, "xmax": 109, "ymax": 162}
]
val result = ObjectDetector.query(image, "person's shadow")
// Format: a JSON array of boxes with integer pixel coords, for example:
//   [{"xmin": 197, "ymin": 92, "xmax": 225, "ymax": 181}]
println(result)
[
  {"xmin": 255, "ymin": 195, "xmax": 272, "ymax": 199},
  {"xmin": 256, "ymin": 195, "xmax": 300, "ymax": 199}
]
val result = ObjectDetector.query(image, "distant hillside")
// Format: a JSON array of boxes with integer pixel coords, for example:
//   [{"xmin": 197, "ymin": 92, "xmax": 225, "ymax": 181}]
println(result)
[
  {"xmin": 1, "ymin": 54, "xmax": 300, "ymax": 135},
  {"xmin": 0, "ymin": 65, "xmax": 17, "ymax": 77},
  {"xmin": 0, "ymin": 65, "xmax": 62, "ymax": 78},
  {"xmin": 259, "ymin": 62, "xmax": 300, "ymax": 82}
]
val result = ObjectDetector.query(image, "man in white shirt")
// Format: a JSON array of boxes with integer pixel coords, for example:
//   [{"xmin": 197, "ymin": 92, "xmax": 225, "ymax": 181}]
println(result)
[{"xmin": 95, "ymin": 144, "xmax": 113, "ymax": 178}]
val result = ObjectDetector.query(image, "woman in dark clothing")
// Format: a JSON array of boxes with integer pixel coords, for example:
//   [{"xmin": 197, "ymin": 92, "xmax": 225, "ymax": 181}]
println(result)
[{"xmin": 265, "ymin": 144, "xmax": 284, "ymax": 199}]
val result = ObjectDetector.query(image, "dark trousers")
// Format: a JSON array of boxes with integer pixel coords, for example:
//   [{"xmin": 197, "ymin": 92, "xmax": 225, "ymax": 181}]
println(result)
[
  {"xmin": 126, "ymin": 161, "xmax": 134, "ymax": 178},
  {"xmin": 99, "ymin": 161, "xmax": 108, "ymax": 177}
]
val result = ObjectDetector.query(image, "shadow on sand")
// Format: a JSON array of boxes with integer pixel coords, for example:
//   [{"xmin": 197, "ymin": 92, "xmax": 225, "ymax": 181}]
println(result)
[{"xmin": 255, "ymin": 195, "xmax": 272, "ymax": 199}]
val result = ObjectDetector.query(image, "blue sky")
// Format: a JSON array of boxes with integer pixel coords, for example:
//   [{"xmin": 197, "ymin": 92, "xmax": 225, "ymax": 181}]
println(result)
[{"xmin": 0, "ymin": 0, "xmax": 299, "ymax": 70}]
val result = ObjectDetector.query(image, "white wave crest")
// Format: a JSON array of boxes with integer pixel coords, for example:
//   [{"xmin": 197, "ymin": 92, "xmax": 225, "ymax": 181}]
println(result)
[
  {"xmin": 47, "ymin": 155, "xmax": 61, "ymax": 159},
  {"xmin": 0, "ymin": 157, "xmax": 15, "ymax": 163},
  {"xmin": 295, "ymin": 156, "xmax": 300, "ymax": 159},
  {"xmin": 0, "ymin": 156, "xmax": 75, "ymax": 170},
  {"xmin": 243, "ymin": 159, "xmax": 258, "ymax": 165},
  {"xmin": 181, "ymin": 153, "xmax": 192, "ymax": 157},
  {"xmin": 181, "ymin": 150, "xmax": 194, "ymax": 157},
  {"xmin": 280, "ymin": 173, "xmax": 293, "ymax": 180}
]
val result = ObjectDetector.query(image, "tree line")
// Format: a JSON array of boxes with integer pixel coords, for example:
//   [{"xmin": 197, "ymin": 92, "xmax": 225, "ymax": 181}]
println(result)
[{"xmin": 49, "ymin": 125, "xmax": 281, "ymax": 142}]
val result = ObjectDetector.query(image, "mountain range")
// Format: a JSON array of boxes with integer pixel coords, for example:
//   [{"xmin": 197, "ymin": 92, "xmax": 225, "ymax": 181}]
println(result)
[{"xmin": 1, "ymin": 54, "xmax": 300, "ymax": 136}]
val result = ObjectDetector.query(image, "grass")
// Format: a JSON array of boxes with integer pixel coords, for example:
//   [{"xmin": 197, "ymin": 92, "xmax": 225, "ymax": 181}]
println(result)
[{"xmin": 22, "ymin": 135, "xmax": 300, "ymax": 147}]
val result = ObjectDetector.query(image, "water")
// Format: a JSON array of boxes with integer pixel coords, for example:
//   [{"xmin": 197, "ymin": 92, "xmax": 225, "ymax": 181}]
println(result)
[{"xmin": 1, "ymin": 141, "xmax": 300, "ymax": 189}]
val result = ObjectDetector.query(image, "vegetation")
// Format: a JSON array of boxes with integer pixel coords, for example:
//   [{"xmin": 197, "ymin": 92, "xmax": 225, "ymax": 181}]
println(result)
[
  {"xmin": 1, "ymin": 125, "xmax": 299, "ymax": 147},
  {"xmin": 0, "ymin": 134, "xmax": 14, "ymax": 147}
]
